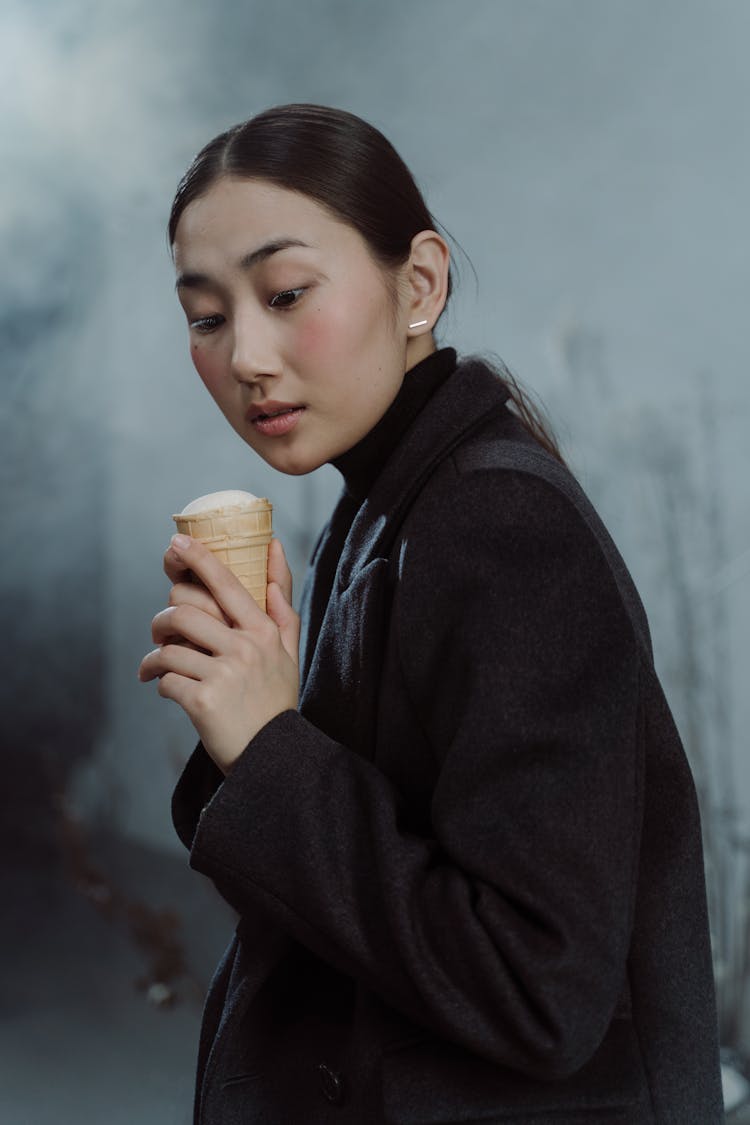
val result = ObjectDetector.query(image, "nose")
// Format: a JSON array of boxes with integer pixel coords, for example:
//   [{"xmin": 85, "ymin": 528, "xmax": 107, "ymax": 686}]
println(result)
[{"xmin": 230, "ymin": 307, "xmax": 280, "ymax": 386}]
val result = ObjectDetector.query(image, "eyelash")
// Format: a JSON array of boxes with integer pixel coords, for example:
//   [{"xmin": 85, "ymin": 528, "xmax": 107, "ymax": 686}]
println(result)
[
  {"xmin": 190, "ymin": 315, "xmax": 224, "ymax": 334},
  {"xmin": 188, "ymin": 288, "xmax": 306, "ymax": 333},
  {"xmin": 269, "ymin": 287, "xmax": 306, "ymax": 309}
]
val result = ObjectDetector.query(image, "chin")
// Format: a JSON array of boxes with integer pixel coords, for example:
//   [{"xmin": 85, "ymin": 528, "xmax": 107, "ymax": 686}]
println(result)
[
  {"xmin": 260, "ymin": 448, "xmax": 328, "ymax": 477},
  {"xmin": 280, "ymin": 462, "xmax": 320, "ymax": 477}
]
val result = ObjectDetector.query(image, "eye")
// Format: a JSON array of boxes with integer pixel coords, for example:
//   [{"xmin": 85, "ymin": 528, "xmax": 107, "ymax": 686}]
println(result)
[
  {"xmin": 269, "ymin": 287, "xmax": 305, "ymax": 309},
  {"xmin": 189, "ymin": 314, "xmax": 224, "ymax": 334}
]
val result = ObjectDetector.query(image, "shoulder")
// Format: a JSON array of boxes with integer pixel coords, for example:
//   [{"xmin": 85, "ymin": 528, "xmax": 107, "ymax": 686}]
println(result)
[
  {"xmin": 398, "ymin": 411, "xmax": 652, "ymax": 655},
  {"xmin": 402, "ymin": 405, "xmax": 592, "ymax": 545}
]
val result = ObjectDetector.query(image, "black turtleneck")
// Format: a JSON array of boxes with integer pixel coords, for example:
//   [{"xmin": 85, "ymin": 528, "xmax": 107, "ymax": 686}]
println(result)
[{"xmin": 303, "ymin": 347, "xmax": 457, "ymax": 661}]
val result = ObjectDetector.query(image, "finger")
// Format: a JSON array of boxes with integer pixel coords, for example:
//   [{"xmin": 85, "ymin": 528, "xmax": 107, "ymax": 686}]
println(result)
[
  {"xmin": 161, "ymin": 638, "xmax": 210, "ymax": 655},
  {"xmin": 169, "ymin": 534, "xmax": 263, "ymax": 627},
  {"xmin": 153, "ymin": 670, "xmax": 199, "ymax": 710},
  {"xmin": 168, "ymin": 580, "xmax": 230, "ymax": 625},
  {"xmin": 266, "ymin": 581, "xmax": 301, "ymax": 668},
  {"xmin": 138, "ymin": 641, "xmax": 212, "ymax": 683},
  {"xmin": 164, "ymin": 541, "xmax": 195, "ymax": 585},
  {"xmin": 267, "ymin": 538, "xmax": 293, "ymax": 606},
  {"xmin": 151, "ymin": 604, "xmax": 231, "ymax": 652}
]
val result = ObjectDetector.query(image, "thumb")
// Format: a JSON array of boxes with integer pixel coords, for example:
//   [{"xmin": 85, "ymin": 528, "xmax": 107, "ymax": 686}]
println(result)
[{"xmin": 266, "ymin": 580, "xmax": 300, "ymax": 668}]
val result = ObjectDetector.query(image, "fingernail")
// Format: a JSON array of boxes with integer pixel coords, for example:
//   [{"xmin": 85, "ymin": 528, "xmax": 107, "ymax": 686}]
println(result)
[{"xmin": 171, "ymin": 534, "xmax": 191, "ymax": 551}]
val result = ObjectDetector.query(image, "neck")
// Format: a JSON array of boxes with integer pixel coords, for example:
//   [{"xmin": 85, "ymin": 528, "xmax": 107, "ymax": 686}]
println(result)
[{"xmin": 405, "ymin": 334, "xmax": 437, "ymax": 371}]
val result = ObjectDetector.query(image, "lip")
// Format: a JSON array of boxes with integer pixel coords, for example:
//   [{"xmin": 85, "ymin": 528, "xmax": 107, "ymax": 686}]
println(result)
[
  {"xmin": 247, "ymin": 402, "xmax": 303, "ymax": 423},
  {"xmin": 247, "ymin": 400, "xmax": 306, "ymax": 438}
]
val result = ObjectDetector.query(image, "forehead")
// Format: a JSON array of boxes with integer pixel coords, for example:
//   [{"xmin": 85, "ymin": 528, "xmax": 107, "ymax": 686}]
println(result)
[{"xmin": 173, "ymin": 177, "xmax": 359, "ymax": 268}]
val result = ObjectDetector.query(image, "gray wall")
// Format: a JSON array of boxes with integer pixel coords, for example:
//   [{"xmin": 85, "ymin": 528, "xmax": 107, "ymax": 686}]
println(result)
[{"xmin": 4, "ymin": 0, "xmax": 748, "ymax": 858}]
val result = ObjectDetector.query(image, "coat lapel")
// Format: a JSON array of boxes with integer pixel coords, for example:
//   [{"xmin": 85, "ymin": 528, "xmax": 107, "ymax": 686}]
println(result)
[{"xmin": 297, "ymin": 491, "xmax": 351, "ymax": 685}]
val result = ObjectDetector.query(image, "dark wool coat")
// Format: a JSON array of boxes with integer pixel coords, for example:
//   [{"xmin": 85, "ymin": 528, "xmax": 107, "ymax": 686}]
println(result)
[{"xmin": 172, "ymin": 356, "xmax": 723, "ymax": 1124}]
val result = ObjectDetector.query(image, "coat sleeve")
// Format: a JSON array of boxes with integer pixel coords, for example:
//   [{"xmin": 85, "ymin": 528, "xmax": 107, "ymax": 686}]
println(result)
[{"xmin": 179, "ymin": 461, "xmax": 645, "ymax": 1080}]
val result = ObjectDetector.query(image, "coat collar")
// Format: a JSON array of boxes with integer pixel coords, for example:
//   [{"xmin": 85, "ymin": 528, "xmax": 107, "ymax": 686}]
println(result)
[{"xmin": 335, "ymin": 355, "xmax": 510, "ymax": 587}]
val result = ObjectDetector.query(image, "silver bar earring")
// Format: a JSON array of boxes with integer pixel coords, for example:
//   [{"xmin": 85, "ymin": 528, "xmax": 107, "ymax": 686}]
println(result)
[{"xmin": 409, "ymin": 319, "xmax": 428, "ymax": 329}]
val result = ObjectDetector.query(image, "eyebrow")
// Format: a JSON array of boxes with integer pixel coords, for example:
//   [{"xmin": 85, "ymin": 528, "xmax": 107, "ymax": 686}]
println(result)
[{"xmin": 175, "ymin": 237, "xmax": 312, "ymax": 291}]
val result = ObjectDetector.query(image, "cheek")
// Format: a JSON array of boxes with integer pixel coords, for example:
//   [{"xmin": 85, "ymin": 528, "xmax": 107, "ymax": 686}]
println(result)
[
  {"xmin": 190, "ymin": 341, "xmax": 223, "ymax": 388},
  {"xmin": 295, "ymin": 289, "xmax": 389, "ymax": 362},
  {"xmin": 294, "ymin": 312, "xmax": 338, "ymax": 358}
]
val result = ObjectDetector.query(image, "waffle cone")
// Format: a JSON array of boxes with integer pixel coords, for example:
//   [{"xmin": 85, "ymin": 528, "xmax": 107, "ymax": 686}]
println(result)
[{"xmin": 172, "ymin": 500, "xmax": 273, "ymax": 611}]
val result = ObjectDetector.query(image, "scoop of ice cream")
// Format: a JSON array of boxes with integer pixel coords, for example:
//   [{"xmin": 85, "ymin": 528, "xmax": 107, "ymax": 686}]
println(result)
[{"xmin": 180, "ymin": 489, "xmax": 267, "ymax": 516}]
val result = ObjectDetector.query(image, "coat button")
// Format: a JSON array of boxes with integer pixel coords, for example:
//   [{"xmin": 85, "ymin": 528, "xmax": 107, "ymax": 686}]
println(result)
[{"xmin": 316, "ymin": 1062, "xmax": 346, "ymax": 1104}]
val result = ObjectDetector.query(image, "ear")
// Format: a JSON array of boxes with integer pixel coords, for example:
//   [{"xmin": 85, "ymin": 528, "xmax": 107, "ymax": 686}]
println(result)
[{"xmin": 404, "ymin": 230, "xmax": 450, "ymax": 337}]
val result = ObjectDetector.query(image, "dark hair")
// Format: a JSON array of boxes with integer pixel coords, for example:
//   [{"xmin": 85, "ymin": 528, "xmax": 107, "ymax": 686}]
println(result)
[
  {"xmin": 169, "ymin": 103, "xmax": 449, "ymax": 299},
  {"xmin": 168, "ymin": 103, "xmax": 564, "ymax": 463}
]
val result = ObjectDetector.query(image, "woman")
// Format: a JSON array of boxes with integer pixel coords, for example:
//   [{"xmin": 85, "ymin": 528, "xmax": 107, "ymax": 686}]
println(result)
[{"xmin": 139, "ymin": 104, "xmax": 723, "ymax": 1123}]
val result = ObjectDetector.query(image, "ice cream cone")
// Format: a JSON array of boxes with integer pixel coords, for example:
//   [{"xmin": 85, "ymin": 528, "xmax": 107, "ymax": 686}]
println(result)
[{"xmin": 173, "ymin": 491, "xmax": 273, "ymax": 611}]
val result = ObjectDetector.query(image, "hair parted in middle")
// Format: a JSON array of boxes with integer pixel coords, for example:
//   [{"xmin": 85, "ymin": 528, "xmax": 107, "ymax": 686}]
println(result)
[{"xmin": 169, "ymin": 103, "xmax": 564, "ymax": 463}]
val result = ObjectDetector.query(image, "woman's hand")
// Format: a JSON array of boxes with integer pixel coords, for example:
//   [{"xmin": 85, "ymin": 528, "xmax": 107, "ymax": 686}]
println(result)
[{"xmin": 138, "ymin": 535, "xmax": 300, "ymax": 774}]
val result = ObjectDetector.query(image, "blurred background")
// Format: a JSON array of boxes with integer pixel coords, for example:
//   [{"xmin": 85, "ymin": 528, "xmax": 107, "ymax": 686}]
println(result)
[{"xmin": 2, "ymin": 0, "xmax": 749, "ymax": 1120}]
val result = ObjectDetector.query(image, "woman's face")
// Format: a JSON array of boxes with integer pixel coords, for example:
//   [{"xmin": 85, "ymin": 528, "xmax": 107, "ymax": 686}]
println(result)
[{"xmin": 173, "ymin": 176, "xmax": 423, "ymax": 475}]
